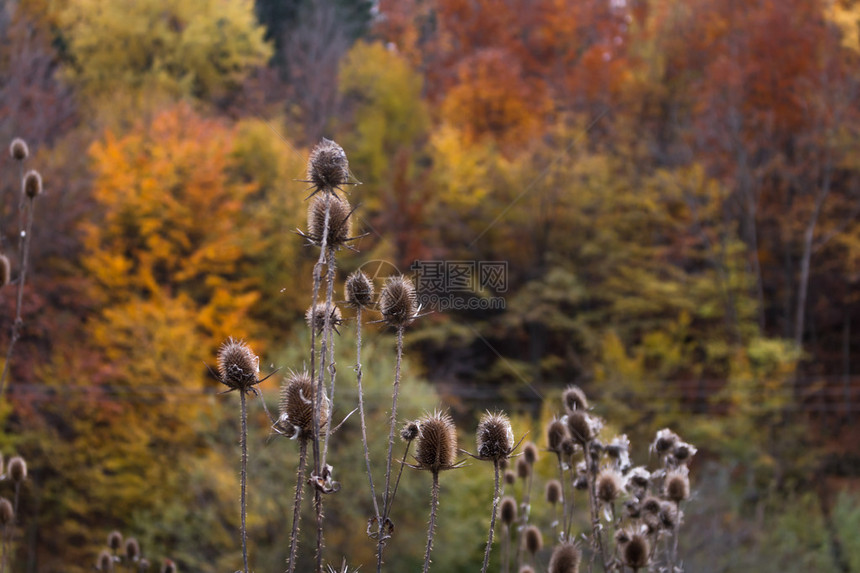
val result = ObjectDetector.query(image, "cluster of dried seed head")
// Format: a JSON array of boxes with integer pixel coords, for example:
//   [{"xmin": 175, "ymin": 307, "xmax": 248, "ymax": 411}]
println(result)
[
  {"xmin": 344, "ymin": 270, "xmax": 374, "ymax": 309},
  {"xmin": 305, "ymin": 303, "xmax": 343, "ymax": 334},
  {"xmin": 476, "ymin": 411, "xmax": 514, "ymax": 461},
  {"xmin": 379, "ymin": 275, "xmax": 418, "ymax": 328},
  {"xmin": 216, "ymin": 338, "xmax": 260, "ymax": 393},
  {"xmin": 276, "ymin": 371, "xmax": 327, "ymax": 439},
  {"xmin": 307, "ymin": 138, "xmax": 350, "ymax": 193},
  {"xmin": 413, "ymin": 411, "xmax": 457, "ymax": 473}
]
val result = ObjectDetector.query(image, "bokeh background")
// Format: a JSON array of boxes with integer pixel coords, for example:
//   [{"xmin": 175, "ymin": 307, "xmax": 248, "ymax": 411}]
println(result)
[{"xmin": 0, "ymin": 0, "xmax": 859, "ymax": 570}]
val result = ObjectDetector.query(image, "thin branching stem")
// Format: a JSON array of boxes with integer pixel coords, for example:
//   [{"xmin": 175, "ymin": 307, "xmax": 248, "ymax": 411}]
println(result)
[
  {"xmin": 287, "ymin": 437, "xmax": 309, "ymax": 573},
  {"xmin": 354, "ymin": 307, "xmax": 381, "ymax": 522},
  {"xmin": 584, "ymin": 442, "xmax": 607, "ymax": 569},
  {"xmin": 240, "ymin": 390, "xmax": 249, "ymax": 573},
  {"xmin": 423, "ymin": 471, "xmax": 440, "ymax": 573},
  {"xmin": 320, "ymin": 246, "xmax": 338, "ymax": 467},
  {"xmin": 481, "ymin": 460, "xmax": 502, "ymax": 573},
  {"xmin": 387, "ymin": 439, "xmax": 413, "ymax": 520}
]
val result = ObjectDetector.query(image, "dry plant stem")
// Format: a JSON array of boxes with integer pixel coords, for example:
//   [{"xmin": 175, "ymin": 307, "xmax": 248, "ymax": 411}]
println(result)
[
  {"xmin": 287, "ymin": 437, "xmax": 309, "ymax": 573},
  {"xmin": 354, "ymin": 308, "xmax": 381, "ymax": 522},
  {"xmin": 320, "ymin": 246, "xmax": 337, "ymax": 466},
  {"xmin": 584, "ymin": 442, "xmax": 607, "ymax": 569},
  {"xmin": 480, "ymin": 460, "xmax": 502, "ymax": 573},
  {"xmin": 240, "ymin": 390, "xmax": 249, "ymax": 573},
  {"xmin": 377, "ymin": 326, "xmax": 405, "ymax": 572},
  {"xmin": 556, "ymin": 454, "xmax": 572, "ymax": 539},
  {"xmin": 670, "ymin": 503, "xmax": 681, "ymax": 573},
  {"xmin": 515, "ymin": 470, "xmax": 534, "ymax": 569},
  {"xmin": 0, "ymin": 200, "xmax": 35, "ymax": 398},
  {"xmin": 423, "ymin": 471, "xmax": 440, "ymax": 573}
]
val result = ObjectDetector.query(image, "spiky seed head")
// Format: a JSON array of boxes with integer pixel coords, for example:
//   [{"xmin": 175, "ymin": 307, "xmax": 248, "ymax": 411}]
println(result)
[
  {"xmin": 548, "ymin": 541, "xmax": 581, "ymax": 573},
  {"xmin": 546, "ymin": 418, "xmax": 568, "ymax": 453},
  {"xmin": 641, "ymin": 495, "xmax": 661, "ymax": 515},
  {"xmin": 23, "ymin": 169, "xmax": 42, "ymax": 199},
  {"xmin": 107, "ymin": 530, "xmax": 123, "ymax": 551},
  {"xmin": 307, "ymin": 195, "xmax": 353, "ymax": 248},
  {"xmin": 623, "ymin": 534, "xmax": 649, "ymax": 569},
  {"xmin": 524, "ymin": 524, "xmax": 543, "ymax": 555},
  {"xmin": 308, "ymin": 138, "xmax": 349, "ymax": 192},
  {"xmin": 305, "ymin": 303, "xmax": 343, "ymax": 334},
  {"xmin": 379, "ymin": 275, "xmax": 417, "ymax": 328},
  {"xmin": 8, "ymin": 456, "xmax": 26, "ymax": 483},
  {"xmin": 627, "ymin": 467, "xmax": 650, "ymax": 490},
  {"xmin": 596, "ymin": 469, "xmax": 624, "ymax": 503},
  {"xmin": 216, "ymin": 338, "xmax": 259, "ymax": 392},
  {"xmin": 413, "ymin": 411, "xmax": 457, "ymax": 472},
  {"xmin": 10, "ymin": 138, "xmax": 28, "ymax": 161},
  {"xmin": 0, "ymin": 255, "xmax": 10, "ymax": 288},
  {"xmin": 561, "ymin": 438, "xmax": 576, "ymax": 457},
  {"xmin": 0, "ymin": 498, "xmax": 13, "ymax": 526},
  {"xmin": 516, "ymin": 456, "xmax": 530, "ymax": 479},
  {"xmin": 614, "ymin": 528, "xmax": 631, "ymax": 545},
  {"xmin": 476, "ymin": 411, "xmax": 514, "ymax": 461},
  {"xmin": 277, "ymin": 370, "xmax": 327, "ymax": 438},
  {"xmin": 545, "ymin": 479, "xmax": 562, "ymax": 505},
  {"xmin": 97, "ymin": 549, "xmax": 114, "ymax": 572},
  {"xmin": 624, "ymin": 499, "xmax": 641, "ymax": 519},
  {"xmin": 672, "ymin": 441, "xmax": 697, "ymax": 464},
  {"xmin": 523, "ymin": 441, "xmax": 538, "ymax": 465},
  {"xmin": 659, "ymin": 500, "xmax": 679, "ymax": 529},
  {"xmin": 345, "ymin": 270, "xmax": 374, "ymax": 309},
  {"xmin": 562, "ymin": 385, "xmax": 588, "ymax": 412},
  {"xmin": 566, "ymin": 411, "xmax": 595, "ymax": 444},
  {"xmin": 161, "ymin": 559, "xmax": 177, "ymax": 573},
  {"xmin": 401, "ymin": 420, "xmax": 419, "ymax": 442},
  {"xmin": 664, "ymin": 470, "xmax": 690, "ymax": 503},
  {"xmin": 125, "ymin": 537, "xmax": 140, "ymax": 560},
  {"xmin": 504, "ymin": 470, "xmax": 516, "ymax": 485},
  {"xmin": 652, "ymin": 428, "xmax": 679, "ymax": 456},
  {"xmin": 500, "ymin": 495, "xmax": 517, "ymax": 525}
]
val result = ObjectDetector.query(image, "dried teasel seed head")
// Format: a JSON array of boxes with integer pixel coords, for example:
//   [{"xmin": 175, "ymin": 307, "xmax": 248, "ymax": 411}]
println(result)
[
  {"xmin": 596, "ymin": 468, "xmax": 624, "ymax": 503},
  {"xmin": 623, "ymin": 534, "xmax": 649, "ymax": 569},
  {"xmin": 566, "ymin": 410, "xmax": 596, "ymax": 444},
  {"xmin": 125, "ymin": 537, "xmax": 140, "ymax": 560},
  {"xmin": 277, "ymin": 370, "xmax": 327, "ymax": 438},
  {"xmin": 97, "ymin": 549, "xmax": 114, "ymax": 572},
  {"xmin": 615, "ymin": 528, "xmax": 632, "ymax": 546},
  {"xmin": 523, "ymin": 441, "xmax": 539, "ymax": 465},
  {"xmin": 107, "ymin": 530, "xmax": 123, "ymax": 551},
  {"xmin": 562, "ymin": 385, "xmax": 588, "ymax": 412},
  {"xmin": 0, "ymin": 498, "xmax": 13, "ymax": 526},
  {"xmin": 664, "ymin": 470, "xmax": 690, "ymax": 503},
  {"xmin": 651, "ymin": 428, "xmax": 679, "ymax": 456},
  {"xmin": 504, "ymin": 469, "xmax": 516, "ymax": 485},
  {"xmin": 499, "ymin": 457, "xmax": 509, "ymax": 470},
  {"xmin": 524, "ymin": 524, "xmax": 543, "ymax": 555},
  {"xmin": 561, "ymin": 438, "xmax": 576, "ymax": 457},
  {"xmin": 216, "ymin": 338, "xmax": 259, "ymax": 392},
  {"xmin": 23, "ymin": 169, "xmax": 42, "ymax": 199},
  {"xmin": 545, "ymin": 479, "xmax": 562, "ymax": 505},
  {"xmin": 546, "ymin": 418, "xmax": 569, "ymax": 454},
  {"xmin": 672, "ymin": 441, "xmax": 697, "ymax": 464},
  {"xmin": 161, "ymin": 559, "xmax": 177, "ymax": 573},
  {"xmin": 345, "ymin": 270, "xmax": 374, "ymax": 309},
  {"xmin": 626, "ymin": 467, "xmax": 650, "ymax": 490},
  {"xmin": 476, "ymin": 411, "xmax": 514, "ymax": 461},
  {"xmin": 623, "ymin": 499, "xmax": 641, "ymax": 519},
  {"xmin": 305, "ymin": 303, "xmax": 343, "ymax": 334},
  {"xmin": 307, "ymin": 195, "xmax": 353, "ymax": 248},
  {"xmin": 379, "ymin": 275, "xmax": 418, "ymax": 328},
  {"xmin": 659, "ymin": 500, "xmax": 679, "ymax": 529},
  {"xmin": 548, "ymin": 541, "xmax": 581, "ymax": 573},
  {"xmin": 8, "ymin": 456, "xmax": 26, "ymax": 483},
  {"xmin": 308, "ymin": 138, "xmax": 349, "ymax": 192},
  {"xmin": 500, "ymin": 495, "xmax": 517, "ymax": 525},
  {"xmin": 9, "ymin": 138, "xmax": 28, "ymax": 161},
  {"xmin": 401, "ymin": 420, "xmax": 419, "ymax": 442},
  {"xmin": 516, "ymin": 456, "xmax": 531, "ymax": 479},
  {"xmin": 0, "ymin": 255, "xmax": 10, "ymax": 288},
  {"xmin": 413, "ymin": 410, "xmax": 457, "ymax": 472}
]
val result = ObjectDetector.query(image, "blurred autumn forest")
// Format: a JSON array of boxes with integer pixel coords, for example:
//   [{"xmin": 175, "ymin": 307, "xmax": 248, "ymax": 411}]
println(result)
[{"xmin": 1, "ymin": 0, "xmax": 860, "ymax": 570}]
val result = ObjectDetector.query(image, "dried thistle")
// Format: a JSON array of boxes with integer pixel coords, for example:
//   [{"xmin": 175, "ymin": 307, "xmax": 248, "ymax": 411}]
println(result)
[
  {"xmin": 379, "ymin": 275, "xmax": 418, "ymax": 328},
  {"xmin": 500, "ymin": 496, "xmax": 518, "ymax": 525},
  {"xmin": 344, "ymin": 270, "xmax": 374, "ymax": 309},
  {"xmin": 504, "ymin": 470, "xmax": 517, "ymax": 485},
  {"xmin": 9, "ymin": 138, "xmax": 28, "ymax": 161},
  {"xmin": 524, "ymin": 524, "xmax": 543, "ymax": 555},
  {"xmin": 566, "ymin": 410, "xmax": 598, "ymax": 444},
  {"xmin": 546, "ymin": 418, "xmax": 569, "ymax": 454},
  {"xmin": 548, "ymin": 541, "xmax": 581, "ymax": 573},
  {"xmin": 596, "ymin": 468, "xmax": 624, "ymax": 504},
  {"xmin": 476, "ymin": 411, "xmax": 515, "ymax": 461},
  {"xmin": 664, "ymin": 470, "xmax": 690, "ymax": 503},
  {"xmin": 305, "ymin": 303, "xmax": 343, "ymax": 334},
  {"xmin": 107, "ymin": 530, "xmax": 123, "ymax": 552},
  {"xmin": 0, "ymin": 499, "xmax": 12, "ymax": 526},
  {"xmin": 622, "ymin": 533, "xmax": 649, "ymax": 570},
  {"xmin": 8, "ymin": 457, "xmax": 26, "ymax": 483},
  {"xmin": 306, "ymin": 195, "xmax": 354, "ymax": 249},
  {"xmin": 276, "ymin": 370, "xmax": 328, "ymax": 439},
  {"xmin": 523, "ymin": 442, "xmax": 538, "ymax": 465},
  {"xmin": 401, "ymin": 420, "xmax": 420, "ymax": 442},
  {"xmin": 22, "ymin": 170, "xmax": 42, "ymax": 199},
  {"xmin": 516, "ymin": 457, "xmax": 531, "ymax": 479},
  {"xmin": 414, "ymin": 411, "xmax": 458, "ymax": 473},
  {"xmin": 651, "ymin": 428, "xmax": 679, "ymax": 457},
  {"xmin": 96, "ymin": 549, "xmax": 114, "ymax": 572},
  {"xmin": 216, "ymin": 338, "xmax": 260, "ymax": 393},
  {"xmin": 546, "ymin": 479, "xmax": 562, "ymax": 505},
  {"xmin": 562, "ymin": 385, "xmax": 589, "ymax": 412},
  {"xmin": 125, "ymin": 537, "xmax": 140, "ymax": 560},
  {"xmin": 307, "ymin": 138, "xmax": 349, "ymax": 193}
]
